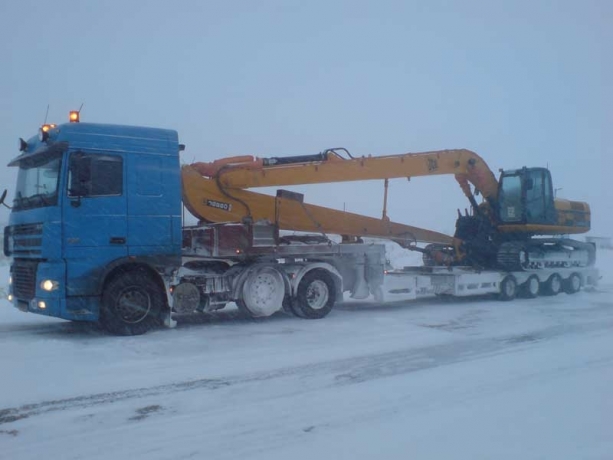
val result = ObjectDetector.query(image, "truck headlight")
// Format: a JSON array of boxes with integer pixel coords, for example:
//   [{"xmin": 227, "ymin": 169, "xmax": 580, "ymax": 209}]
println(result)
[{"xmin": 41, "ymin": 280, "xmax": 59, "ymax": 291}]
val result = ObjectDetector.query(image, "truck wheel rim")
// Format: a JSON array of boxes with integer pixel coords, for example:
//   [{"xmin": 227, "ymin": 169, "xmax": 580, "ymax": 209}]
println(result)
[
  {"xmin": 116, "ymin": 287, "xmax": 151, "ymax": 324},
  {"xmin": 551, "ymin": 276, "xmax": 561, "ymax": 293},
  {"xmin": 252, "ymin": 274, "xmax": 277, "ymax": 304},
  {"xmin": 570, "ymin": 274, "xmax": 581, "ymax": 291},
  {"xmin": 242, "ymin": 268, "xmax": 285, "ymax": 317},
  {"xmin": 306, "ymin": 280, "xmax": 329, "ymax": 309},
  {"xmin": 528, "ymin": 277, "xmax": 539, "ymax": 295}
]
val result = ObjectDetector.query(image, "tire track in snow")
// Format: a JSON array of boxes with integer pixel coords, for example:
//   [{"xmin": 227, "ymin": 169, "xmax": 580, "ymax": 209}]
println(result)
[{"xmin": 2, "ymin": 317, "xmax": 613, "ymax": 426}]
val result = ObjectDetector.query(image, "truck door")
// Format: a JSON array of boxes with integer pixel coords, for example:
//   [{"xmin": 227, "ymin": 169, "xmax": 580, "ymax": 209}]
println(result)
[{"xmin": 62, "ymin": 151, "xmax": 127, "ymax": 296}]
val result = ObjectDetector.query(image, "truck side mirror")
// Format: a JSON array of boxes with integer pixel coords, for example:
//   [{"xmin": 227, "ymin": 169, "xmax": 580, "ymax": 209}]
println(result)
[
  {"xmin": 0, "ymin": 189, "xmax": 10, "ymax": 209},
  {"xmin": 525, "ymin": 178, "xmax": 534, "ymax": 190}
]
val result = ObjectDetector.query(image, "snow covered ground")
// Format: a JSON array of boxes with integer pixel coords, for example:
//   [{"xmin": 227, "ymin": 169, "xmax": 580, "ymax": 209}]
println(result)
[{"xmin": 1, "ymin": 249, "xmax": 612, "ymax": 459}]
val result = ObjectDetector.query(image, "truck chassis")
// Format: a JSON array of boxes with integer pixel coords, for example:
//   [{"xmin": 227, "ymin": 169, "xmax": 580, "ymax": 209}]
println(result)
[{"xmin": 166, "ymin": 222, "xmax": 599, "ymax": 329}]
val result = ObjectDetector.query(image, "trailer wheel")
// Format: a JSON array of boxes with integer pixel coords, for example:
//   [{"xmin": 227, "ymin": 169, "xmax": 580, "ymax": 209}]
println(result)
[
  {"xmin": 521, "ymin": 275, "xmax": 540, "ymax": 299},
  {"xmin": 543, "ymin": 273, "xmax": 562, "ymax": 296},
  {"xmin": 100, "ymin": 269, "xmax": 163, "ymax": 335},
  {"xmin": 499, "ymin": 275, "xmax": 518, "ymax": 301},
  {"xmin": 563, "ymin": 273, "xmax": 581, "ymax": 295},
  {"xmin": 292, "ymin": 269, "xmax": 336, "ymax": 319}
]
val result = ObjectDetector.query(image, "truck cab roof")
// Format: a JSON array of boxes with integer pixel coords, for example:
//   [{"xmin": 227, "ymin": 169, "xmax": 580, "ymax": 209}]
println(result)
[{"xmin": 10, "ymin": 122, "xmax": 180, "ymax": 166}]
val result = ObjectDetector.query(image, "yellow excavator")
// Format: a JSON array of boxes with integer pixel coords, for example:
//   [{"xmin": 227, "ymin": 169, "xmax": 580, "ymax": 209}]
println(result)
[{"xmin": 181, "ymin": 148, "xmax": 593, "ymax": 271}]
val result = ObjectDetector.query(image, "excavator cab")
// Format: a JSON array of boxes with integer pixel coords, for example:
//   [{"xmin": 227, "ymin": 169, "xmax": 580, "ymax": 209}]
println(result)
[{"xmin": 497, "ymin": 167, "xmax": 556, "ymax": 225}]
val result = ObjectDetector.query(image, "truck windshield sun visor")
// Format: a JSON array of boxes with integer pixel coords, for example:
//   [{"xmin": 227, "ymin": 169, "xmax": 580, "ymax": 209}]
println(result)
[{"xmin": 8, "ymin": 141, "xmax": 68, "ymax": 167}]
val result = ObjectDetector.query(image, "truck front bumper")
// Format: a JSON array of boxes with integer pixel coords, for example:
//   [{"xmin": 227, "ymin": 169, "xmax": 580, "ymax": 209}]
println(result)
[{"xmin": 8, "ymin": 260, "xmax": 99, "ymax": 322}]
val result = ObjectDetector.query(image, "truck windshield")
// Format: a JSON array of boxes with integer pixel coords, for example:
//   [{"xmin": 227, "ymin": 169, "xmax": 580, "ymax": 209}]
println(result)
[{"xmin": 13, "ymin": 152, "xmax": 62, "ymax": 211}]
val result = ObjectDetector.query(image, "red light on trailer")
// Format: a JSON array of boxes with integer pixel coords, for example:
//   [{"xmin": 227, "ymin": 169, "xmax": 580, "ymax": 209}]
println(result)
[{"xmin": 69, "ymin": 111, "xmax": 80, "ymax": 123}]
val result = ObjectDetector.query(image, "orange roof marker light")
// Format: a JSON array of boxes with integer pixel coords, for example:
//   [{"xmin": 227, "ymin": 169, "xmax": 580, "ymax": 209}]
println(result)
[{"xmin": 69, "ymin": 111, "xmax": 80, "ymax": 123}]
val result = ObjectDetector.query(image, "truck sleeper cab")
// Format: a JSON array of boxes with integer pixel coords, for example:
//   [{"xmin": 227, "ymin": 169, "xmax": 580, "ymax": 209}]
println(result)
[{"xmin": 5, "ymin": 122, "xmax": 183, "ymax": 334}]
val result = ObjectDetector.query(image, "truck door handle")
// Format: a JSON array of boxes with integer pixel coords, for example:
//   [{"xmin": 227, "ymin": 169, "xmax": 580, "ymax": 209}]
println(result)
[{"xmin": 110, "ymin": 237, "xmax": 126, "ymax": 244}]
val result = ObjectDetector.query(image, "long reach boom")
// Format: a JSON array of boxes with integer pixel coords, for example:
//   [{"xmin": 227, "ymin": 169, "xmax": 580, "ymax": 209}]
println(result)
[{"xmin": 182, "ymin": 148, "xmax": 499, "ymax": 248}]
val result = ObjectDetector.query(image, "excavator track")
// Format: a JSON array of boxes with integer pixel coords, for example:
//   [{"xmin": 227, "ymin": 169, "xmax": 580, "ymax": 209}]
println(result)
[{"xmin": 497, "ymin": 239, "xmax": 596, "ymax": 272}]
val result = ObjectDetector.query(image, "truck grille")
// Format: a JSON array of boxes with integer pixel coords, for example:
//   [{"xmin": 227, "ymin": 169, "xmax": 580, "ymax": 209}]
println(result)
[
  {"xmin": 12, "ymin": 261, "xmax": 38, "ymax": 300},
  {"xmin": 5, "ymin": 223, "xmax": 43, "ymax": 256}
]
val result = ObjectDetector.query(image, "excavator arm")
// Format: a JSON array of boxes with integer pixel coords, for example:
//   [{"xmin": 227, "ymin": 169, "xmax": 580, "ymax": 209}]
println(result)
[
  {"xmin": 191, "ymin": 148, "xmax": 499, "ymax": 201},
  {"xmin": 182, "ymin": 148, "xmax": 499, "ymax": 248}
]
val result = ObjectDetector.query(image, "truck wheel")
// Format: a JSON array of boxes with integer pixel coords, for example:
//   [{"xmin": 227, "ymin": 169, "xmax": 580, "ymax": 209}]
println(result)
[
  {"xmin": 563, "ymin": 273, "xmax": 581, "ymax": 295},
  {"xmin": 292, "ymin": 269, "xmax": 336, "ymax": 319},
  {"xmin": 287, "ymin": 298, "xmax": 306, "ymax": 318},
  {"xmin": 521, "ymin": 275, "xmax": 540, "ymax": 298},
  {"xmin": 499, "ymin": 275, "xmax": 517, "ymax": 301},
  {"xmin": 235, "ymin": 299, "xmax": 253, "ymax": 318},
  {"xmin": 101, "ymin": 269, "xmax": 164, "ymax": 335},
  {"xmin": 543, "ymin": 273, "xmax": 562, "ymax": 296},
  {"xmin": 238, "ymin": 267, "xmax": 285, "ymax": 318}
]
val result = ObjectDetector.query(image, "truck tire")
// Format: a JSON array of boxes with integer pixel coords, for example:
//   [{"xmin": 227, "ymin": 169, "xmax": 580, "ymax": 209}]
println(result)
[
  {"xmin": 563, "ymin": 273, "xmax": 581, "ymax": 295},
  {"xmin": 292, "ymin": 269, "xmax": 336, "ymax": 319},
  {"xmin": 543, "ymin": 273, "xmax": 562, "ymax": 296},
  {"xmin": 237, "ymin": 266, "xmax": 285, "ymax": 318},
  {"xmin": 100, "ymin": 269, "xmax": 164, "ymax": 335},
  {"xmin": 235, "ymin": 299, "xmax": 253, "ymax": 318},
  {"xmin": 498, "ymin": 275, "xmax": 517, "ymax": 301},
  {"xmin": 521, "ymin": 275, "xmax": 540, "ymax": 298}
]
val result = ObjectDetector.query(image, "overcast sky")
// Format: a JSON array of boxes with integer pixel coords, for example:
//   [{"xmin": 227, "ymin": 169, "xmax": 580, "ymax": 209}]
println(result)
[{"xmin": 1, "ymin": 0, "xmax": 610, "ymax": 236}]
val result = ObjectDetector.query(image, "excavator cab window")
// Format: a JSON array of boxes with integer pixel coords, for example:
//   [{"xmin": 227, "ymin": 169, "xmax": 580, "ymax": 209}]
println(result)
[
  {"xmin": 498, "ymin": 167, "xmax": 556, "ymax": 225},
  {"xmin": 524, "ymin": 168, "xmax": 556, "ymax": 224},
  {"xmin": 498, "ymin": 173, "xmax": 523, "ymax": 222}
]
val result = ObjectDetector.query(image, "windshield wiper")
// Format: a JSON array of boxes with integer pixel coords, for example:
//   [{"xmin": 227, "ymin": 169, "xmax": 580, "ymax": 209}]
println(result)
[
  {"xmin": 13, "ymin": 192, "xmax": 55, "ymax": 209},
  {"xmin": 14, "ymin": 192, "xmax": 30, "ymax": 209},
  {"xmin": 29, "ymin": 193, "xmax": 55, "ymax": 207}
]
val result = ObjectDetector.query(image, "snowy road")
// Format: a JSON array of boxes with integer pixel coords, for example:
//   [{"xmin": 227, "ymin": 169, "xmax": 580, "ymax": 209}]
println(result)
[{"xmin": 1, "ymin": 256, "xmax": 612, "ymax": 459}]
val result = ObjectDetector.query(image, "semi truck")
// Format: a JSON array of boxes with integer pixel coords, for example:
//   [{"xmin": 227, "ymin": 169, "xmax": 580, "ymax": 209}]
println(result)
[{"xmin": 3, "ymin": 113, "xmax": 598, "ymax": 335}]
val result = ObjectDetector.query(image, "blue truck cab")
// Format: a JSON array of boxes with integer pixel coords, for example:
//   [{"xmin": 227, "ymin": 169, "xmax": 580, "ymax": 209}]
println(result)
[{"xmin": 5, "ymin": 119, "xmax": 183, "ymax": 334}]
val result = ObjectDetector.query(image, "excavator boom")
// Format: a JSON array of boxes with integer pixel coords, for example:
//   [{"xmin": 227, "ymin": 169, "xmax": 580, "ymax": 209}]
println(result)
[
  {"xmin": 181, "ymin": 164, "xmax": 454, "ymax": 246},
  {"xmin": 191, "ymin": 148, "xmax": 500, "ymax": 202},
  {"xmin": 183, "ymin": 148, "xmax": 501, "ymax": 247}
]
